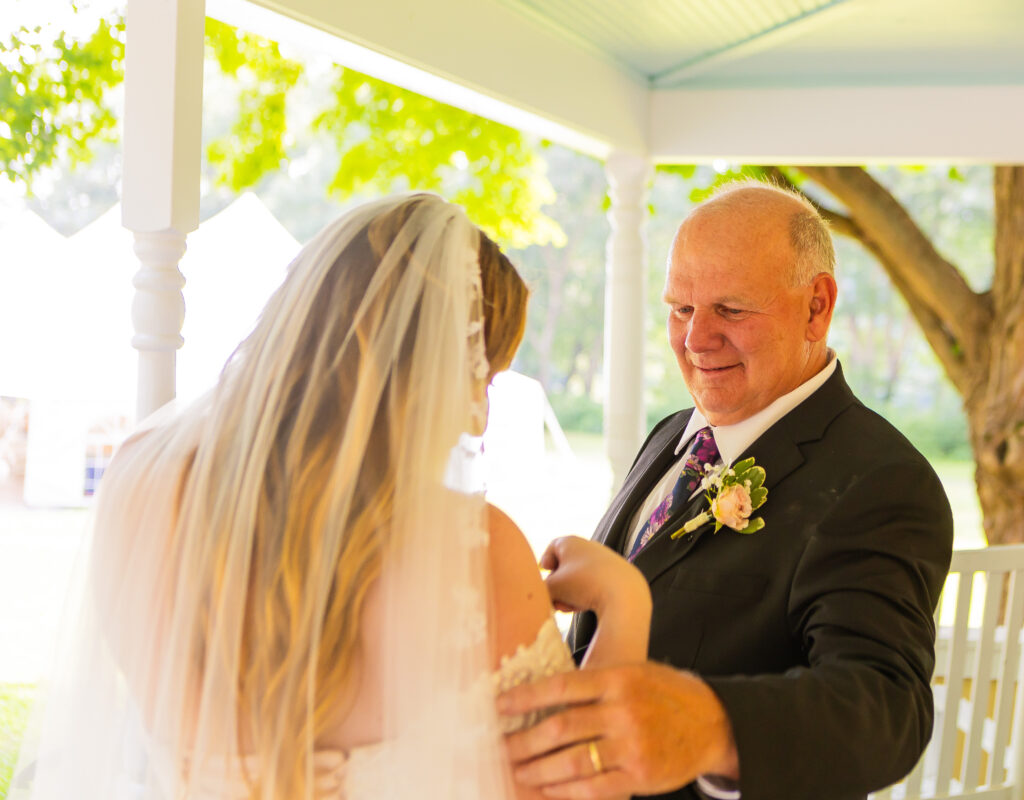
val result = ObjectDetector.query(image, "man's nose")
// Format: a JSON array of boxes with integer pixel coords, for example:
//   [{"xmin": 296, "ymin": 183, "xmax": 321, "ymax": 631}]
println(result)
[{"xmin": 684, "ymin": 309, "xmax": 721, "ymax": 353}]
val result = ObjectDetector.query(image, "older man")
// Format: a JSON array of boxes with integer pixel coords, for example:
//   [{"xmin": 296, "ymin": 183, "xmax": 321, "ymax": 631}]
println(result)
[{"xmin": 502, "ymin": 182, "xmax": 954, "ymax": 800}]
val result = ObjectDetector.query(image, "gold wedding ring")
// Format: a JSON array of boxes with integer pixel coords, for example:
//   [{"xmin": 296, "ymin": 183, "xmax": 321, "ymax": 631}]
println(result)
[{"xmin": 587, "ymin": 740, "xmax": 604, "ymax": 775}]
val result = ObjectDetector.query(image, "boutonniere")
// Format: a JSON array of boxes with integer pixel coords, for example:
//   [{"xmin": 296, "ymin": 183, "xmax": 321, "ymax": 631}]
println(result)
[{"xmin": 670, "ymin": 457, "xmax": 768, "ymax": 537}]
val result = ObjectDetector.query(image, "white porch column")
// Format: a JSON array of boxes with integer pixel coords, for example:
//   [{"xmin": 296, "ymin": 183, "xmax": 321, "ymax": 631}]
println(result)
[
  {"xmin": 603, "ymin": 151, "xmax": 650, "ymax": 490},
  {"xmin": 121, "ymin": 0, "xmax": 205, "ymax": 419}
]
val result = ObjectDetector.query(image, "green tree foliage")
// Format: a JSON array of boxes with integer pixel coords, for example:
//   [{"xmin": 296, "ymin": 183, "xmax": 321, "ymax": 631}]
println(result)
[
  {"xmin": 204, "ymin": 18, "xmax": 302, "ymax": 193},
  {"xmin": 2, "ymin": 12, "xmax": 563, "ymax": 251},
  {"xmin": 0, "ymin": 13, "xmax": 124, "ymax": 187},
  {"xmin": 313, "ymin": 70, "xmax": 564, "ymax": 250}
]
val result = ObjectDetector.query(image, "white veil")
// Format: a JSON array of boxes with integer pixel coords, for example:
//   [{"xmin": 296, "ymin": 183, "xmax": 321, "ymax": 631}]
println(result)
[{"xmin": 13, "ymin": 194, "xmax": 517, "ymax": 799}]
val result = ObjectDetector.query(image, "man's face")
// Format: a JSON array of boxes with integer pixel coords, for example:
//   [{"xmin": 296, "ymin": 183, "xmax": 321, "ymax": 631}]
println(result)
[{"xmin": 664, "ymin": 206, "xmax": 825, "ymax": 427}]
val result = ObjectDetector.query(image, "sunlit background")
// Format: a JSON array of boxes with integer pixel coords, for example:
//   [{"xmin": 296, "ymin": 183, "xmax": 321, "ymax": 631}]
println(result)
[{"xmin": 0, "ymin": 1, "xmax": 997, "ymax": 792}]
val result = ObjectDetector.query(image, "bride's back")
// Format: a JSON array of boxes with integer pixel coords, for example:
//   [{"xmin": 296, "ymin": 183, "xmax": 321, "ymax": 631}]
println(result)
[
  {"xmin": 80, "ymin": 194, "xmax": 537, "ymax": 800},
  {"xmin": 318, "ymin": 502, "xmax": 554, "ymax": 752}
]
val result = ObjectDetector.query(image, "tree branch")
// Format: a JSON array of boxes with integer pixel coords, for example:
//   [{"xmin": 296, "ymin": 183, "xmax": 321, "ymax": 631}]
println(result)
[
  {"xmin": 794, "ymin": 166, "xmax": 991, "ymax": 375},
  {"xmin": 857, "ymin": 234, "xmax": 973, "ymax": 395}
]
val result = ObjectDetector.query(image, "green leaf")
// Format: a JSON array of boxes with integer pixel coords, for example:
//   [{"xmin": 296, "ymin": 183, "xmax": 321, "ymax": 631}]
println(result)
[
  {"xmin": 1, "ymin": 13, "xmax": 125, "ymax": 188},
  {"xmin": 731, "ymin": 457, "xmax": 756, "ymax": 474},
  {"xmin": 743, "ymin": 466, "xmax": 766, "ymax": 491},
  {"xmin": 749, "ymin": 487, "xmax": 767, "ymax": 510},
  {"xmin": 737, "ymin": 517, "xmax": 765, "ymax": 534}
]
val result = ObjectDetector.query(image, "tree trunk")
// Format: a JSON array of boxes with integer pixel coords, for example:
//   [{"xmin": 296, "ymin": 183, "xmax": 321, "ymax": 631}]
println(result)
[
  {"xmin": 967, "ymin": 166, "xmax": 1024, "ymax": 545},
  {"xmin": 793, "ymin": 165, "xmax": 1024, "ymax": 545}
]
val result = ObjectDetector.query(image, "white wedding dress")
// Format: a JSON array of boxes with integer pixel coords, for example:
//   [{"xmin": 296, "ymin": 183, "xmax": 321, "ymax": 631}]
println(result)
[
  {"xmin": 305, "ymin": 619, "xmax": 573, "ymax": 800},
  {"xmin": 106, "ymin": 619, "xmax": 574, "ymax": 800}
]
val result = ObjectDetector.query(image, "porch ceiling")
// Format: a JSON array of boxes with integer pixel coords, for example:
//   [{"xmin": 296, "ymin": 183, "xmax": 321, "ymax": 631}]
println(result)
[
  {"xmin": 499, "ymin": 0, "xmax": 1024, "ymax": 88},
  {"xmin": 221, "ymin": 0, "xmax": 1024, "ymax": 161}
]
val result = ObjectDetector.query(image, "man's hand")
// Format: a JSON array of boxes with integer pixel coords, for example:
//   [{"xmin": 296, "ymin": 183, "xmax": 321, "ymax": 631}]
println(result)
[{"xmin": 499, "ymin": 662, "xmax": 739, "ymax": 799}]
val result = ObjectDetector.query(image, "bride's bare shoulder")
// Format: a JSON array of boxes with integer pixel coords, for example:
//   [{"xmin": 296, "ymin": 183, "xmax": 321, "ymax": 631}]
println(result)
[{"xmin": 486, "ymin": 503, "xmax": 553, "ymax": 665}]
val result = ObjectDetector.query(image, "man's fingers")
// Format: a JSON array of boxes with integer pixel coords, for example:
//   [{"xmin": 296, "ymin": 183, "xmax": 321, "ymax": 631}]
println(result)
[
  {"xmin": 512, "ymin": 740, "xmax": 610, "ymax": 787},
  {"xmin": 538, "ymin": 769, "xmax": 634, "ymax": 800},
  {"xmin": 505, "ymin": 703, "xmax": 607, "ymax": 763},
  {"xmin": 498, "ymin": 669, "xmax": 607, "ymax": 716}
]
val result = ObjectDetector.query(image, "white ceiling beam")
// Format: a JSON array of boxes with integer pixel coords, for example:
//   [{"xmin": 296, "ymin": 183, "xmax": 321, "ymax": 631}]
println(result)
[
  {"xmin": 649, "ymin": 85, "xmax": 1024, "ymax": 163},
  {"xmin": 213, "ymin": 0, "xmax": 650, "ymax": 159}
]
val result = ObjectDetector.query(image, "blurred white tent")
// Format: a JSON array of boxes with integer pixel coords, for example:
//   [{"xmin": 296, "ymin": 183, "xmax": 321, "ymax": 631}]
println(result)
[
  {"xmin": 60, "ymin": 203, "xmax": 138, "ymax": 409},
  {"xmin": 0, "ymin": 193, "xmax": 301, "ymax": 506},
  {"xmin": 177, "ymin": 192, "xmax": 300, "ymax": 403},
  {"xmin": 0, "ymin": 210, "xmax": 72, "ymax": 401}
]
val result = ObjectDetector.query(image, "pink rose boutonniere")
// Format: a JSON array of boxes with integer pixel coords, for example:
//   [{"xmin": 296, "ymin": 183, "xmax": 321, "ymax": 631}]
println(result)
[{"xmin": 670, "ymin": 457, "xmax": 768, "ymax": 537}]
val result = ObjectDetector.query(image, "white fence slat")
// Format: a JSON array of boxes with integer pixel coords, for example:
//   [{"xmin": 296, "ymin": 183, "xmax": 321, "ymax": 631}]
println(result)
[
  {"xmin": 966, "ymin": 571, "xmax": 1006, "ymax": 789},
  {"xmin": 990, "ymin": 568, "xmax": 1024, "ymax": 785},
  {"xmin": 938, "ymin": 572, "xmax": 978, "ymax": 793},
  {"xmin": 1006, "ymin": 571, "xmax": 1024, "ymax": 800},
  {"xmin": 901, "ymin": 741, "xmax": 928, "ymax": 797}
]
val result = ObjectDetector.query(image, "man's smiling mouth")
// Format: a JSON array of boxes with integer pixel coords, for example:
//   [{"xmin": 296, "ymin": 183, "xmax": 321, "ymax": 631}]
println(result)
[{"xmin": 694, "ymin": 364, "xmax": 739, "ymax": 373}]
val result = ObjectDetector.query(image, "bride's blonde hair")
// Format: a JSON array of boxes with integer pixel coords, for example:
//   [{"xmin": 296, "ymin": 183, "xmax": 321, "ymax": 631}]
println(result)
[{"xmin": 94, "ymin": 196, "xmax": 527, "ymax": 798}]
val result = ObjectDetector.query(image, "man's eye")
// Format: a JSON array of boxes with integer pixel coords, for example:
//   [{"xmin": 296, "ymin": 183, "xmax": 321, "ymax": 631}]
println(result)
[
  {"xmin": 672, "ymin": 307, "xmax": 692, "ymax": 317},
  {"xmin": 722, "ymin": 307, "xmax": 745, "ymax": 316}
]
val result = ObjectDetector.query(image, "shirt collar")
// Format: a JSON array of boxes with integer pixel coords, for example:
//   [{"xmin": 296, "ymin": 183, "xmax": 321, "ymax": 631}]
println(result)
[{"xmin": 675, "ymin": 351, "xmax": 838, "ymax": 464}]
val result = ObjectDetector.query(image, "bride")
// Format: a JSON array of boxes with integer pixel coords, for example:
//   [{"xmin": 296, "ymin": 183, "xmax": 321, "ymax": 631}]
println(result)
[{"xmin": 14, "ymin": 194, "xmax": 651, "ymax": 799}]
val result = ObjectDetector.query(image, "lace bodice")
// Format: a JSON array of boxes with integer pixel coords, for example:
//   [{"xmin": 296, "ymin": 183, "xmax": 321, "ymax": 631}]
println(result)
[
  {"xmin": 340, "ymin": 617, "xmax": 574, "ymax": 798},
  {"xmin": 491, "ymin": 616, "xmax": 576, "ymax": 733}
]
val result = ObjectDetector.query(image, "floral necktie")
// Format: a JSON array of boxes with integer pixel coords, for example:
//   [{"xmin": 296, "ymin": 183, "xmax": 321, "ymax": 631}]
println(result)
[{"xmin": 627, "ymin": 426, "xmax": 720, "ymax": 561}]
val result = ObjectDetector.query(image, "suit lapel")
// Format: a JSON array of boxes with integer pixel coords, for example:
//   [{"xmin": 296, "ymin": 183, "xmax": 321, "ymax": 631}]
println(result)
[
  {"xmin": 632, "ymin": 365, "xmax": 859, "ymax": 585},
  {"xmin": 596, "ymin": 412, "xmax": 692, "ymax": 556}
]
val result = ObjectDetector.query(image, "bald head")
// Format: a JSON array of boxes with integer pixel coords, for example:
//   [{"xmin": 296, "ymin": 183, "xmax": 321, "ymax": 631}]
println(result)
[
  {"xmin": 663, "ymin": 179, "xmax": 839, "ymax": 425},
  {"xmin": 686, "ymin": 182, "xmax": 835, "ymax": 286}
]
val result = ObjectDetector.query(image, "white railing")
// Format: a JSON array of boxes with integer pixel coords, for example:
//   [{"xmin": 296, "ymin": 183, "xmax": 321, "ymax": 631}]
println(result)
[{"xmin": 872, "ymin": 544, "xmax": 1024, "ymax": 800}]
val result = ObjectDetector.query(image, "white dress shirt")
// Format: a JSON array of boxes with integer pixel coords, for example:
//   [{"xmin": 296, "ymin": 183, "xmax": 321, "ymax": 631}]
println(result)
[{"xmin": 621, "ymin": 353, "xmax": 837, "ymax": 800}]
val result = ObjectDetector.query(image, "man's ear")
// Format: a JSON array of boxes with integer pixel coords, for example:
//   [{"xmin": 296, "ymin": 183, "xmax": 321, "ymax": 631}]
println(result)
[{"xmin": 806, "ymin": 272, "xmax": 837, "ymax": 342}]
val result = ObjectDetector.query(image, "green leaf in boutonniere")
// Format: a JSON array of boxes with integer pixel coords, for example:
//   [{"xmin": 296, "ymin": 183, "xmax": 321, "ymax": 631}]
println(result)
[{"xmin": 670, "ymin": 458, "xmax": 768, "ymax": 538}]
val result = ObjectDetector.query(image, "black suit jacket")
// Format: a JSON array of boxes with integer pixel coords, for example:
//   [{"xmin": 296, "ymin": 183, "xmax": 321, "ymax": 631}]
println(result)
[{"xmin": 569, "ymin": 364, "xmax": 953, "ymax": 800}]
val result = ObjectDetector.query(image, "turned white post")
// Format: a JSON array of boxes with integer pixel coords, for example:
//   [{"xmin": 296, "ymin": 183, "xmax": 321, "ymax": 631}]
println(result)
[
  {"xmin": 603, "ymin": 151, "xmax": 650, "ymax": 490},
  {"xmin": 121, "ymin": 0, "xmax": 205, "ymax": 420}
]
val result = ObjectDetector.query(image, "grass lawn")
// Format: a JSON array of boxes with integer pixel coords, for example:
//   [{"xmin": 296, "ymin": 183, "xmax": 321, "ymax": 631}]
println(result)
[{"xmin": 0, "ymin": 684, "xmax": 34, "ymax": 800}]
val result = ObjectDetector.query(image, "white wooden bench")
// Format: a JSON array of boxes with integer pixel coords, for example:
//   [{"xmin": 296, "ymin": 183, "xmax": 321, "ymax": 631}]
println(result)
[{"xmin": 872, "ymin": 544, "xmax": 1024, "ymax": 800}]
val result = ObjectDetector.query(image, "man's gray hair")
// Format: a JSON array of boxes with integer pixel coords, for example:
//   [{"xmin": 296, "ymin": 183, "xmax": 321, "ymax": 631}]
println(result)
[{"xmin": 699, "ymin": 179, "xmax": 836, "ymax": 286}]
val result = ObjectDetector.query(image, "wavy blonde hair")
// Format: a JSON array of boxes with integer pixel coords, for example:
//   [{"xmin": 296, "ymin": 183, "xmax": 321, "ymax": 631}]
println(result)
[{"xmin": 98, "ymin": 196, "xmax": 529, "ymax": 798}]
